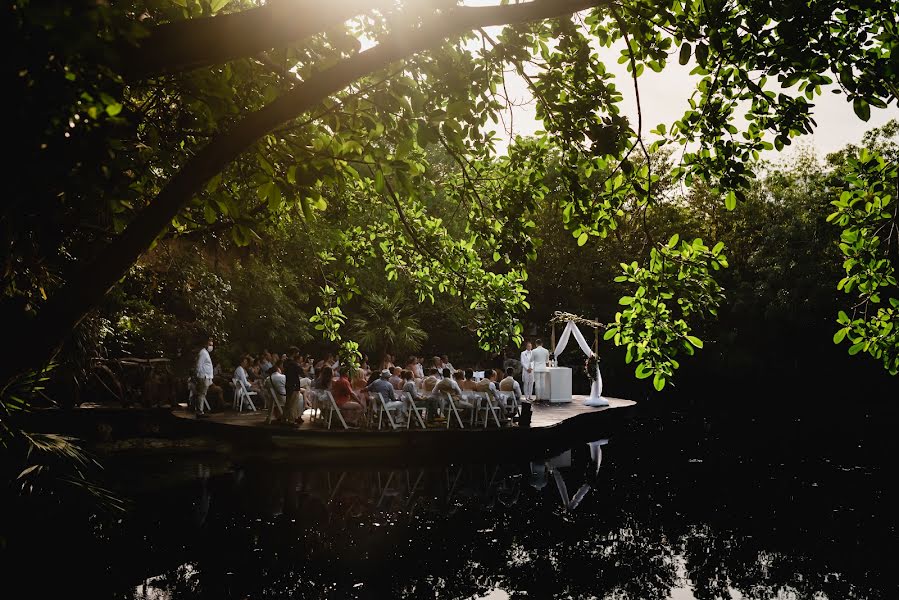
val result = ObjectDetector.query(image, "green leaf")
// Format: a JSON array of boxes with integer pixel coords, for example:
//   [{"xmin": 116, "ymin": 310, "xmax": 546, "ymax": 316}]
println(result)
[
  {"xmin": 678, "ymin": 42, "xmax": 691, "ymax": 65},
  {"xmin": 833, "ymin": 328, "xmax": 848, "ymax": 344},
  {"xmin": 695, "ymin": 43, "xmax": 708, "ymax": 66},
  {"xmin": 105, "ymin": 102, "xmax": 123, "ymax": 117},
  {"xmin": 853, "ymin": 98, "xmax": 870, "ymax": 122},
  {"xmin": 847, "ymin": 342, "xmax": 865, "ymax": 355},
  {"xmin": 668, "ymin": 233, "xmax": 679, "ymax": 248},
  {"xmin": 686, "ymin": 335, "xmax": 704, "ymax": 348},
  {"xmin": 653, "ymin": 373, "xmax": 666, "ymax": 391},
  {"xmin": 210, "ymin": 0, "xmax": 229, "ymax": 13},
  {"xmin": 374, "ymin": 171, "xmax": 385, "ymax": 193},
  {"xmin": 725, "ymin": 190, "xmax": 737, "ymax": 210},
  {"xmin": 577, "ymin": 232, "xmax": 588, "ymax": 246}
]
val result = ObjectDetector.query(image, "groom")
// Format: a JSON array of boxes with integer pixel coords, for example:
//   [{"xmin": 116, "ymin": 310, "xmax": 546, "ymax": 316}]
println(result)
[{"xmin": 530, "ymin": 339, "xmax": 550, "ymax": 401}]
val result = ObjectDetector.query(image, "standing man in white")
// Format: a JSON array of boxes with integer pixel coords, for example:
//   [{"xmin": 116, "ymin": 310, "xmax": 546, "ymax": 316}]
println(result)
[
  {"xmin": 194, "ymin": 336, "xmax": 214, "ymax": 418},
  {"xmin": 529, "ymin": 339, "xmax": 550, "ymax": 401},
  {"xmin": 520, "ymin": 340, "xmax": 534, "ymax": 401}
]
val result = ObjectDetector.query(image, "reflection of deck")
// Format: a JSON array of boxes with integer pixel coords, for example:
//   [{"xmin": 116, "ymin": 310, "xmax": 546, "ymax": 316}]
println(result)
[
  {"xmin": 173, "ymin": 396, "xmax": 635, "ymax": 431},
  {"xmin": 164, "ymin": 396, "xmax": 636, "ymax": 463}
]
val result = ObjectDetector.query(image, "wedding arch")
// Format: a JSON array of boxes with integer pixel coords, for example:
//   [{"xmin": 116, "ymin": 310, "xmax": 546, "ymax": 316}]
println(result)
[{"xmin": 549, "ymin": 312, "xmax": 609, "ymax": 407}]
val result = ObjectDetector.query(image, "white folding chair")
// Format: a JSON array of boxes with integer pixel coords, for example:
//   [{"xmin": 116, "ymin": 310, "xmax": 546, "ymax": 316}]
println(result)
[
  {"xmin": 401, "ymin": 391, "xmax": 428, "ymax": 429},
  {"xmin": 264, "ymin": 378, "xmax": 284, "ymax": 420},
  {"xmin": 372, "ymin": 392, "xmax": 404, "ymax": 430},
  {"xmin": 476, "ymin": 391, "xmax": 502, "ymax": 428},
  {"xmin": 232, "ymin": 378, "xmax": 257, "ymax": 412},
  {"xmin": 498, "ymin": 390, "xmax": 520, "ymax": 420},
  {"xmin": 440, "ymin": 392, "xmax": 466, "ymax": 429},
  {"xmin": 323, "ymin": 391, "xmax": 351, "ymax": 430}
]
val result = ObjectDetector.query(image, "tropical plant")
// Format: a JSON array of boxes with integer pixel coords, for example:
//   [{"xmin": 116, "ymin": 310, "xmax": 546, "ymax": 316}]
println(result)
[
  {"xmin": 829, "ymin": 148, "xmax": 899, "ymax": 374},
  {"xmin": 348, "ymin": 293, "xmax": 428, "ymax": 364}
]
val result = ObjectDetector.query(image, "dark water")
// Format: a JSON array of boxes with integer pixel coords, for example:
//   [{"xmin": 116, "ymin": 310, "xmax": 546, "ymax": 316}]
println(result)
[{"xmin": 5, "ymin": 405, "xmax": 898, "ymax": 599}]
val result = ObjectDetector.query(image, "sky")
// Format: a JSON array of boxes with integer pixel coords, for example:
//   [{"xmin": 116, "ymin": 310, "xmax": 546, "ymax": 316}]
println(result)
[
  {"xmin": 451, "ymin": 0, "xmax": 899, "ymax": 160},
  {"xmin": 487, "ymin": 45, "xmax": 899, "ymax": 160}
]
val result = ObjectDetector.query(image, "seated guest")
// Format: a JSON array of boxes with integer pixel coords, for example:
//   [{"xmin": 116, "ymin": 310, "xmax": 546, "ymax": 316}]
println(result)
[
  {"xmin": 402, "ymin": 369, "xmax": 436, "ymax": 421},
  {"xmin": 302, "ymin": 355, "xmax": 315, "ymax": 377},
  {"xmin": 365, "ymin": 369, "xmax": 381, "ymax": 388},
  {"xmin": 260, "ymin": 350, "xmax": 273, "ymax": 375},
  {"xmin": 404, "ymin": 356, "xmax": 418, "ymax": 377},
  {"xmin": 368, "ymin": 369, "xmax": 397, "ymax": 402},
  {"xmin": 351, "ymin": 368, "xmax": 368, "ymax": 392},
  {"xmin": 461, "ymin": 369, "xmax": 477, "ymax": 391},
  {"xmin": 265, "ymin": 362, "xmax": 287, "ymax": 424},
  {"xmin": 476, "ymin": 368, "xmax": 504, "ymax": 407},
  {"xmin": 414, "ymin": 357, "xmax": 425, "ymax": 380},
  {"xmin": 433, "ymin": 368, "xmax": 463, "ymax": 403},
  {"xmin": 432, "ymin": 356, "xmax": 443, "ymax": 372},
  {"xmin": 422, "ymin": 368, "xmax": 439, "ymax": 393},
  {"xmin": 499, "ymin": 367, "xmax": 523, "ymax": 403},
  {"xmin": 380, "ymin": 354, "xmax": 395, "ymax": 371},
  {"xmin": 250, "ymin": 357, "xmax": 263, "ymax": 380},
  {"xmin": 452, "ymin": 370, "xmax": 475, "ymax": 411},
  {"xmin": 358, "ymin": 356, "xmax": 371, "ymax": 381},
  {"xmin": 312, "ymin": 365, "xmax": 333, "ymax": 390},
  {"xmin": 389, "ymin": 366, "xmax": 404, "ymax": 390},
  {"xmin": 234, "ymin": 355, "xmax": 258, "ymax": 393},
  {"xmin": 441, "ymin": 354, "xmax": 455, "ymax": 373},
  {"xmin": 332, "ymin": 367, "xmax": 364, "ymax": 424}
]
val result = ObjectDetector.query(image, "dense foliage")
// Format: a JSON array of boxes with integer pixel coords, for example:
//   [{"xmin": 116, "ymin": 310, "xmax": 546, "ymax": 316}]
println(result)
[{"xmin": 5, "ymin": 0, "xmax": 899, "ymax": 397}]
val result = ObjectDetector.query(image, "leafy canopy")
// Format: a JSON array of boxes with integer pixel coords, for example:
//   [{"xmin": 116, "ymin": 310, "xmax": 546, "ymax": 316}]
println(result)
[{"xmin": 7, "ymin": 0, "xmax": 899, "ymax": 387}]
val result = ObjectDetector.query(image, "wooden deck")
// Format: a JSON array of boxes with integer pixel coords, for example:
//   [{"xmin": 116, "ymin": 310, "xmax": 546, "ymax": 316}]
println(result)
[{"xmin": 172, "ymin": 396, "xmax": 635, "ymax": 431}]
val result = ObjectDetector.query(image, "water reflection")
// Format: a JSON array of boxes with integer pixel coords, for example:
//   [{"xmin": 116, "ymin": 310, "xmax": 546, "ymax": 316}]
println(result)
[{"xmin": 5, "ymin": 412, "xmax": 896, "ymax": 600}]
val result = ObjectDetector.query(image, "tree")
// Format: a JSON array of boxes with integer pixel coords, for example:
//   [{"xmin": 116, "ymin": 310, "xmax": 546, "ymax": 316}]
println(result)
[
  {"xmin": 348, "ymin": 293, "xmax": 427, "ymax": 365},
  {"xmin": 6, "ymin": 0, "xmax": 899, "ymax": 393}
]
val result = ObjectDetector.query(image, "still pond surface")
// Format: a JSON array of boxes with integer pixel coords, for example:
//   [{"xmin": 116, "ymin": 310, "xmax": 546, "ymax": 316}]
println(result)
[{"xmin": 10, "ymin": 406, "xmax": 899, "ymax": 599}]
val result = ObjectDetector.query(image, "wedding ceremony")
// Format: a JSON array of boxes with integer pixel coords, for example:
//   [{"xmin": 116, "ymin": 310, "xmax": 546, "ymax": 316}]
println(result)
[{"xmin": 4, "ymin": 0, "xmax": 899, "ymax": 599}]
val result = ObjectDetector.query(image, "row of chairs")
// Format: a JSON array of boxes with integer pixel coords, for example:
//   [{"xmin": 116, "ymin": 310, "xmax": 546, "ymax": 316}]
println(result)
[
  {"xmin": 238, "ymin": 379, "xmax": 522, "ymax": 432},
  {"xmin": 354, "ymin": 389, "xmax": 521, "ymax": 431}
]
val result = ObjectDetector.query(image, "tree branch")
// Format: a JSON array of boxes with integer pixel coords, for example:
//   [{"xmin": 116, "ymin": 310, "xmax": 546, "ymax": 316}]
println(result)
[
  {"xmin": 13, "ymin": 0, "xmax": 606, "ymax": 384},
  {"xmin": 121, "ymin": 0, "xmax": 391, "ymax": 79}
]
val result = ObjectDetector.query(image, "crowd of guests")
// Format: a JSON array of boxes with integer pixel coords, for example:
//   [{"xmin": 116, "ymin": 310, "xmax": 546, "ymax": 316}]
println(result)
[{"xmin": 191, "ymin": 339, "xmax": 527, "ymax": 428}]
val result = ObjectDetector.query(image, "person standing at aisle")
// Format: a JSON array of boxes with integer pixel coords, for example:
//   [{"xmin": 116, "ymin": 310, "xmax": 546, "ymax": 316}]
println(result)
[
  {"xmin": 281, "ymin": 347, "xmax": 304, "ymax": 427},
  {"xmin": 520, "ymin": 340, "xmax": 534, "ymax": 401},
  {"xmin": 194, "ymin": 336, "xmax": 214, "ymax": 418}
]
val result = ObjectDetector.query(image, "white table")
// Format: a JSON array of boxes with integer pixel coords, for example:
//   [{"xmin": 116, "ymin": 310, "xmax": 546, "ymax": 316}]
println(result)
[{"xmin": 535, "ymin": 366, "xmax": 572, "ymax": 404}]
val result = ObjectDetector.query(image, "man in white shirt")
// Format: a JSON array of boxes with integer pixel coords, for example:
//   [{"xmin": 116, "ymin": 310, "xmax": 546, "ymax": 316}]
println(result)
[
  {"xmin": 194, "ymin": 337, "xmax": 214, "ymax": 417},
  {"xmin": 413, "ymin": 357, "xmax": 424, "ymax": 380},
  {"xmin": 234, "ymin": 356, "xmax": 253, "ymax": 393},
  {"xmin": 520, "ymin": 341, "xmax": 534, "ymax": 401},
  {"xmin": 499, "ymin": 367, "xmax": 522, "ymax": 403},
  {"xmin": 441, "ymin": 355, "xmax": 454, "ymax": 374},
  {"xmin": 530, "ymin": 339, "xmax": 550, "ymax": 401},
  {"xmin": 475, "ymin": 368, "xmax": 507, "ymax": 415}
]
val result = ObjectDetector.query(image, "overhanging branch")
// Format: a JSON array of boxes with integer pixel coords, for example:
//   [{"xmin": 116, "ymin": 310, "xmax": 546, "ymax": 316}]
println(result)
[{"xmin": 16, "ymin": 0, "xmax": 607, "ymax": 384}]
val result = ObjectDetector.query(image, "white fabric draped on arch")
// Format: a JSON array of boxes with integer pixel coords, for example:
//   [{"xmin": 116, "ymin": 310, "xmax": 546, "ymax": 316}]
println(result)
[{"xmin": 553, "ymin": 321, "xmax": 609, "ymax": 407}]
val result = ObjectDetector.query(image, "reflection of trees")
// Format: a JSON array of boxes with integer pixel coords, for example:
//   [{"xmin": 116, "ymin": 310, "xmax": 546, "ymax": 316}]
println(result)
[{"xmin": 13, "ymin": 413, "xmax": 895, "ymax": 600}]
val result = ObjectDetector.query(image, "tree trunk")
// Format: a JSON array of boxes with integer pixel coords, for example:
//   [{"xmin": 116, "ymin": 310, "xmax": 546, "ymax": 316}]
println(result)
[{"xmin": 4, "ymin": 0, "xmax": 603, "ymax": 389}]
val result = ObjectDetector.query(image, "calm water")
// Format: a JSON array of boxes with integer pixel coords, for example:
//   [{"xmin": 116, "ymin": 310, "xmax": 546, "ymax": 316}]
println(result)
[{"xmin": 5, "ymin": 406, "xmax": 898, "ymax": 599}]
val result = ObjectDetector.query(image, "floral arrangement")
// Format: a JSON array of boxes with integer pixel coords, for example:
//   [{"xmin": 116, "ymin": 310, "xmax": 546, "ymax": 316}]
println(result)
[{"xmin": 585, "ymin": 354, "xmax": 599, "ymax": 382}]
